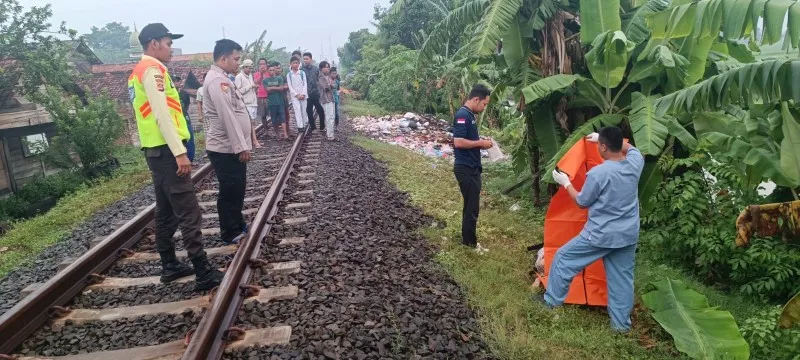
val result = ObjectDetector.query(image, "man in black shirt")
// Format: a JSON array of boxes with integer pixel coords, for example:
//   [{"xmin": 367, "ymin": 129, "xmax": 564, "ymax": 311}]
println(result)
[
  {"xmin": 302, "ymin": 52, "xmax": 325, "ymax": 132},
  {"xmin": 452, "ymin": 84, "xmax": 493, "ymax": 251}
]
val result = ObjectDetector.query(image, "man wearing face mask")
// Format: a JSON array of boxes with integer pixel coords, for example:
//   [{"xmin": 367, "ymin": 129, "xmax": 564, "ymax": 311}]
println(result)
[
  {"xmin": 128, "ymin": 23, "xmax": 222, "ymax": 291},
  {"xmin": 543, "ymin": 126, "xmax": 644, "ymax": 333},
  {"xmin": 202, "ymin": 39, "xmax": 253, "ymax": 245}
]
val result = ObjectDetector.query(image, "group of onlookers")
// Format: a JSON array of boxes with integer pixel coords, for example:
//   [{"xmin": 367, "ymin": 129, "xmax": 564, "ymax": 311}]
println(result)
[{"xmin": 197, "ymin": 50, "xmax": 342, "ymax": 142}]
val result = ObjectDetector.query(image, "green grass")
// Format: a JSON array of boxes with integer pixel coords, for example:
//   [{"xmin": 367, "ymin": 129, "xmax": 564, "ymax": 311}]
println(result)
[
  {"xmin": 353, "ymin": 136, "xmax": 767, "ymax": 360},
  {"xmin": 0, "ymin": 146, "xmax": 151, "ymax": 276},
  {"xmin": 342, "ymin": 95, "xmax": 392, "ymax": 118}
]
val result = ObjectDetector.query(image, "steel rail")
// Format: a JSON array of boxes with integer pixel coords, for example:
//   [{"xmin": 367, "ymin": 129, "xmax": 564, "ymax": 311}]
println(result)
[
  {"xmin": 181, "ymin": 128, "xmax": 307, "ymax": 360},
  {"xmin": 0, "ymin": 161, "xmax": 214, "ymax": 355},
  {"xmin": 0, "ymin": 125, "xmax": 269, "ymax": 356}
]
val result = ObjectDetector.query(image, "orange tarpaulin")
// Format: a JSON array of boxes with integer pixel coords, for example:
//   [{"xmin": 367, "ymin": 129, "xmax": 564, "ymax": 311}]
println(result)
[{"xmin": 540, "ymin": 138, "xmax": 608, "ymax": 306}]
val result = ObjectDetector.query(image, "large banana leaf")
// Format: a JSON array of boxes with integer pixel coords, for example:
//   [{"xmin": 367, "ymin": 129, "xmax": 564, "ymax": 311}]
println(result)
[
  {"xmin": 520, "ymin": 74, "xmax": 586, "ymax": 104},
  {"xmin": 629, "ymin": 45, "xmax": 690, "ymax": 93},
  {"xmin": 647, "ymin": 0, "xmax": 800, "ymax": 48},
  {"xmin": 639, "ymin": 159, "xmax": 664, "ymax": 212},
  {"xmin": 621, "ymin": 0, "xmax": 671, "ymax": 44},
  {"xmin": 586, "ymin": 31, "xmax": 636, "ymax": 89},
  {"xmin": 542, "ymin": 114, "xmax": 624, "ymax": 182},
  {"xmin": 665, "ymin": 116, "xmax": 698, "ymax": 150},
  {"xmin": 642, "ymin": 279, "xmax": 750, "ymax": 360},
  {"xmin": 580, "ymin": 0, "xmax": 622, "ymax": 44},
  {"xmin": 418, "ymin": 0, "xmax": 490, "ymax": 61},
  {"xmin": 503, "ymin": 15, "xmax": 530, "ymax": 72},
  {"xmin": 530, "ymin": 0, "xmax": 562, "ymax": 30},
  {"xmin": 654, "ymin": 59, "xmax": 800, "ymax": 116},
  {"xmin": 779, "ymin": 102, "xmax": 800, "ymax": 185},
  {"xmin": 530, "ymin": 105, "xmax": 563, "ymax": 163},
  {"xmin": 763, "ymin": 0, "xmax": 799, "ymax": 45},
  {"xmin": 780, "ymin": 291, "xmax": 800, "ymax": 328},
  {"xmin": 630, "ymin": 92, "xmax": 670, "ymax": 154},
  {"xmin": 676, "ymin": 0, "xmax": 724, "ymax": 85},
  {"xmin": 469, "ymin": 0, "xmax": 524, "ymax": 57}
]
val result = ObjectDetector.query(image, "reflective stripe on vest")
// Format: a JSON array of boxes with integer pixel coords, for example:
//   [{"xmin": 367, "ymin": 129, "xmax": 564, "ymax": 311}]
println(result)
[{"xmin": 128, "ymin": 57, "xmax": 190, "ymax": 149}]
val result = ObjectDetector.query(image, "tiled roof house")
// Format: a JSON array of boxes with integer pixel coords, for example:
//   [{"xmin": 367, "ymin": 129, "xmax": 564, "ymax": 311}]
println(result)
[{"xmin": 0, "ymin": 39, "xmax": 102, "ymax": 194}]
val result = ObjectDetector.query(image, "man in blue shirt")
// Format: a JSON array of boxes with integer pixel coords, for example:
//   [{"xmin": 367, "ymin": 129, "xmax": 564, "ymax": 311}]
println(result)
[
  {"xmin": 544, "ymin": 126, "xmax": 645, "ymax": 332},
  {"xmin": 452, "ymin": 84, "xmax": 494, "ymax": 251}
]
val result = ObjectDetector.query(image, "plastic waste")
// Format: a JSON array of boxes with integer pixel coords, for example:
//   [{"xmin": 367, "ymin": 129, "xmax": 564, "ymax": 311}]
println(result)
[{"xmin": 486, "ymin": 139, "xmax": 505, "ymax": 162}]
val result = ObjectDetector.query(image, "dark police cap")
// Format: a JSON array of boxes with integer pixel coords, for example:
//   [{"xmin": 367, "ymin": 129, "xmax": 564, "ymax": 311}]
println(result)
[{"xmin": 138, "ymin": 23, "xmax": 184, "ymax": 44}]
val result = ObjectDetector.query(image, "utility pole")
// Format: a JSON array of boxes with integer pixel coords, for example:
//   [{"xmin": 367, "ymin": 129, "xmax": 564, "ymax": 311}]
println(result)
[
  {"xmin": 329, "ymin": 35, "xmax": 335, "ymax": 65},
  {"xmin": 222, "ymin": 26, "xmax": 226, "ymax": 39}
]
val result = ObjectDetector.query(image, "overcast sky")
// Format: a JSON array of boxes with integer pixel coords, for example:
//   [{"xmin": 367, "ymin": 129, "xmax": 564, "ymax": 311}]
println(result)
[{"xmin": 19, "ymin": 0, "xmax": 391, "ymax": 62}]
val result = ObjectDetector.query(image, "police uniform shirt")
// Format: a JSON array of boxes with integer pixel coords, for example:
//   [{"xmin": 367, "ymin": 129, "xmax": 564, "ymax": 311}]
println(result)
[
  {"xmin": 202, "ymin": 65, "xmax": 253, "ymax": 154},
  {"xmin": 452, "ymin": 106, "xmax": 481, "ymax": 169}
]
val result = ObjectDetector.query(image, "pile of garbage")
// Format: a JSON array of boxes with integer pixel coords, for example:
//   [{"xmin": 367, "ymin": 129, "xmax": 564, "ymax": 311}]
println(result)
[{"xmin": 351, "ymin": 112, "xmax": 505, "ymax": 161}]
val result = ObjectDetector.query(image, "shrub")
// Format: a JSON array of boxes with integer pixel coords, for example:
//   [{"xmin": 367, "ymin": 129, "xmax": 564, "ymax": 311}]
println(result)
[
  {"xmin": 740, "ymin": 307, "xmax": 800, "ymax": 359},
  {"xmin": 0, "ymin": 170, "xmax": 86, "ymax": 223},
  {"xmin": 641, "ymin": 153, "xmax": 800, "ymax": 301},
  {"xmin": 37, "ymin": 90, "xmax": 125, "ymax": 174}
]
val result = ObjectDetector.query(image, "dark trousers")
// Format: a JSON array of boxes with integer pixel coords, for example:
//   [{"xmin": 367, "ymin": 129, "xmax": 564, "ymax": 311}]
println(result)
[
  {"xmin": 454, "ymin": 165, "xmax": 481, "ymax": 247},
  {"xmin": 306, "ymin": 94, "xmax": 325, "ymax": 130},
  {"xmin": 184, "ymin": 114, "xmax": 196, "ymax": 163},
  {"xmin": 145, "ymin": 146, "xmax": 205, "ymax": 259},
  {"xmin": 207, "ymin": 151, "xmax": 247, "ymax": 242},
  {"xmin": 334, "ymin": 101, "xmax": 340, "ymax": 126}
]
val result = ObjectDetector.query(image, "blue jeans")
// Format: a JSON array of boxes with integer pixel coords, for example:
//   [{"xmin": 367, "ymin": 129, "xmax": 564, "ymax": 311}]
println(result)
[{"xmin": 544, "ymin": 236, "xmax": 637, "ymax": 331}]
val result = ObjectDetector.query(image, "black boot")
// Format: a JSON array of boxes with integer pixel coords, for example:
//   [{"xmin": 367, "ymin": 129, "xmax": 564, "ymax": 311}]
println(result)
[
  {"xmin": 159, "ymin": 252, "xmax": 194, "ymax": 283},
  {"xmin": 191, "ymin": 254, "xmax": 224, "ymax": 291}
]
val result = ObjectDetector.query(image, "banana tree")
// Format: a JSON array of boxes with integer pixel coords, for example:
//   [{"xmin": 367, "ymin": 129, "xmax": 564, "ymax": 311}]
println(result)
[
  {"xmin": 518, "ymin": 0, "xmax": 800, "ymax": 200},
  {"xmin": 416, "ymin": 0, "xmax": 800, "ymax": 203}
]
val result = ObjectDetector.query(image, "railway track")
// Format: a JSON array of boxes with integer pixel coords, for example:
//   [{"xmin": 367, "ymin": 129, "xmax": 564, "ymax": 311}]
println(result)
[{"xmin": 0, "ymin": 123, "xmax": 323, "ymax": 360}]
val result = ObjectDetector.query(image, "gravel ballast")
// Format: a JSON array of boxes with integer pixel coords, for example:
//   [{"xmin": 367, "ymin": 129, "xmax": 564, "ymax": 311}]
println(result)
[{"xmin": 224, "ymin": 123, "xmax": 493, "ymax": 359}]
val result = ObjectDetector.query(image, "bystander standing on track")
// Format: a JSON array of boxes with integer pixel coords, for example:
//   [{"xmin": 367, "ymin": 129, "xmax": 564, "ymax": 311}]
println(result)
[
  {"xmin": 287, "ymin": 56, "xmax": 309, "ymax": 131},
  {"xmin": 202, "ymin": 39, "xmax": 253, "ymax": 245},
  {"xmin": 254, "ymin": 58, "xmax": 271, "ymax": 128},
  {"xmin": 128, "ymin": 23, "xmax": 223, "ymax": 291},
  {"xmin": 452, "ymin": 84, "xmax": 493, "ymax": 254},
  {"xmin": 233, "ymin": 59, "xmax": 263, "ymax": 148},
  {"xmin": 318, "ymin": 61, "xmax": 336, "ymax": 141},
  {"xmin": 176, "ymin": 76, "xmax": 196, "ymax": 163},
  {"xmin": 331, "ymin": 67, "xmax": 341, "ymax": 127},
  {"xmin": 302, "ymin": 52, "xmax": 324, "ymax": 132},
  {"xmin": 234, "ymin": 59, "xmax": 259, "ymax": 126},
  {"xmin": 263, "ymin": 61, "xmax": 290, "ymax": 140}
]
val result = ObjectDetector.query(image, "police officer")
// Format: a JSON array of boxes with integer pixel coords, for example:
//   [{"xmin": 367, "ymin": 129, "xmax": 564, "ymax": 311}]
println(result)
[
  {"xmin": 452, "ymin": 84, "xmax": 494, "ymax": 253},
  {"xmin": 129, "ymin": 23, "xmax": 223, "ymax": 291},
  {"xmin": 202, "ymin": 39, "xmax": 252, "ymax": 244}
]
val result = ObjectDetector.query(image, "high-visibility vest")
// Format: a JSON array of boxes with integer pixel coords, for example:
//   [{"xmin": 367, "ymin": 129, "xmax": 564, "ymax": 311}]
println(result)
[{"xmin": 128, "ymin": 57, "xmax": 190, "ymax": 148}]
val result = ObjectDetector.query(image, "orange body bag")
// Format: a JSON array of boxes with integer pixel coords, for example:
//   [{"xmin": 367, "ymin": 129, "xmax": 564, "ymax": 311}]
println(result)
[{"xmin": 539, "ymin": 138, "xmax": 608, "ymax": 306}]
